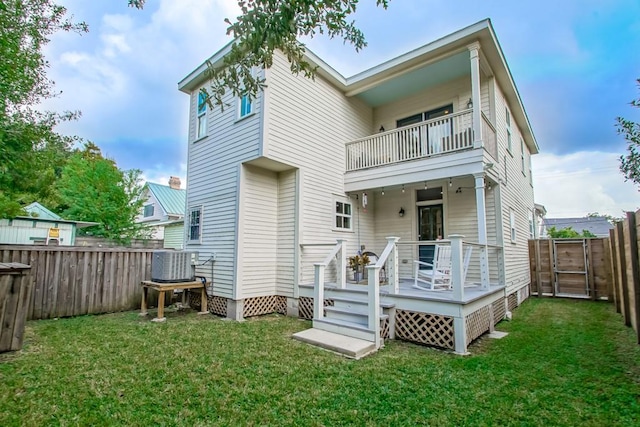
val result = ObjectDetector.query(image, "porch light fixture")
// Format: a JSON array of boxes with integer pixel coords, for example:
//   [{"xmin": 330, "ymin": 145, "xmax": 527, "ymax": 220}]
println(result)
[
  {"xmin": 449, "ymin": 178, "xmax": 453, "ymax": 187},
  {"xmin": 381, "ymin": 187, "xmax": 385, "ymax": 196},
  {"xmin": 379, "ymin": 125, "xmax": 385, "ymax": 132},
  {"xmin": 467, "ymin": 98, "xmax": 473, "ymax": 109},
  {"xmin": 424, "ymin": 181, "xmax": 428, "ymax": 190},
  {"xmin": 402, "ymin": 184, "xmax": 405, "ymax": 193},
  {"xmin": 486, "ymin": 182, "xmax": 492, "ymax": 191},
  {"xmin": 399, "ymin": 207, "xmax": 405, "ymax": 217}
]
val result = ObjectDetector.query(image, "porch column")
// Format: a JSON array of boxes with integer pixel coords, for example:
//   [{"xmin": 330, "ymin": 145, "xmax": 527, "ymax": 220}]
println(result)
[
  {"xmin": 474, "ymin": 173, "xmax": 490, "ymax": 289},
  {"xmin": 469, "ymin": 42, "xmax": 483, "ymax": 148},
  {"xmin": 450, "ymin": 234, "xmax": 465, "ymax": 302},
  {"xmin": 313, "ymin": 264, "xmax": 325, "ymax": 321}
]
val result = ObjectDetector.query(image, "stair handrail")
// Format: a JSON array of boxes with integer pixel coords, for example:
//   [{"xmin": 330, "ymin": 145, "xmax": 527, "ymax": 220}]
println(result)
[{"xmin": 313, "ymin": 239, "xmax": 346, "ymax": 321}]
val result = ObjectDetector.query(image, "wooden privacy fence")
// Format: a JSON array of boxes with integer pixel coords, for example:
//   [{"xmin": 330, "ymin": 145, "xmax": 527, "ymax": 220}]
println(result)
[
  {"xmin": 0, "ymin": 245, "xmax": 153, "ymax": 321},
  {"xmin": 609, "ymin": 211, "xmax": 640, "ymax": 344},
  {"xmin": 528, "ymin": 238, "xmax": 612, "ymax": 300}
]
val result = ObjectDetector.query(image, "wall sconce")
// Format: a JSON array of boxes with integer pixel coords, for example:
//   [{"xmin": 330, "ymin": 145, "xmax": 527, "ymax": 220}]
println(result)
[
  {"xmin": 467, "ymin": 98, "xmax": 473, "ymax": 109},
  {"xmin": 379, "ymin": 125, "xmax": 385, "ymax": 132},
  {"xmin": 449, "ymin": 178, "xmax": 453, "ymax": 187},
  {"xmin": 399, "ymin": 207, "xmax": 405, "ymax": 217},
  {"xmin": 381, "ymin": 187, "xmax": 385, "ymax": 196}
]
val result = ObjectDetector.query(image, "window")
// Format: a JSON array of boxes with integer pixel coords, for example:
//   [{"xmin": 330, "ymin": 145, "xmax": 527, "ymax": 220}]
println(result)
[
  {"xmin": 188, "ymin": 206, "xmax": 202, "ymax": 243},
  {"xmin": 239, "ymin": 94, "xmax": 252, "ymax": 118},
  {"xmin": 506, "ymin": 108, "xmax": 512, "ymax": 154},
  {"xmin": 520, "ymin": 138, "xmax": 526, "ymax": 175},
  {"xmin": 528, "ymin": 153, "xmax": 533, "ymax": 186},
  {"xmin": 510, "ymin": 209, "xmax": 516, "ymax": 243},
  {"xmin": 196, "ymin": 92, "xmax": 207, "ymax": 139},
  {"xmin": 335, "ymin": 201, "xmax": 352, "ymax": 230},
  {"xmin": 143, "ymin": 204, "xmax": 154, "ymax": 217}
]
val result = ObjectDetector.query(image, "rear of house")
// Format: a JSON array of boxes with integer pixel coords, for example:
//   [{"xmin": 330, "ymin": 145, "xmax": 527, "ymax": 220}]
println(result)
[{"xmin": 179, "ymin": 19, "xmax": 538, "ymax": 352}]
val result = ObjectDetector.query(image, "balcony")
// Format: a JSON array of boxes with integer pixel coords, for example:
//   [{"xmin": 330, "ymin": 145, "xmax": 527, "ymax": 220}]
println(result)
[{"xmin": 345, "ymin": 109, "xmax": 496, "ymax": 172}]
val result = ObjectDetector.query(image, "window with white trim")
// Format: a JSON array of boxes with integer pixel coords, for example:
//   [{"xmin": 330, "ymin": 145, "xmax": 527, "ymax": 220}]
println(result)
[
  {"xmin": 188, "ymin": 206, "xmax": 203, "ymax": 243},
  {"xmin": 239, "ymin": 94, "xmax": 252, "ymax": 118},
  {"xmin": 335, "ymin": 201, "xmax": 352, "ymax": 230},
  {"xmin": 520, "ymin": 138, "xmax": 526, "ymax": 175},
  {"xmin": 506, "ymin": 107, "xmax": 512, "ymax": 154},
  {"xmin": 143, "ymin": 204, "xmax": 154, "ymax": 217},
  {"xmin": 510, "ymin": 208, "xmax": 517, "ymax": 243},
  {"xmin": 196, "ymin": 92, "xmax": 207, "ymax": 139}
]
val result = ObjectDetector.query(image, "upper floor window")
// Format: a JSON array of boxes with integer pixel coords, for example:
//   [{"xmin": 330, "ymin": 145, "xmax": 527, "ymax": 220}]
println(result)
[
  {"xmin": 506, "ymin": 108, "xmax": 512, "ymax": 154},
  {"xmin": 529, "ymin": 210, "xmax": 535, "ymax": 239},
  {"xmin": 196, "ymin": 92, "xmax": 207, "ymax": 139},
  {"xmin": 143, "ymin": 205, "xmax": 154, "ymax": 217},
  {"xmin": 510, "ymin": 208, "xmax": 517, "ymax": 243},
  {"xmin": 520, "ymin": 138, "xmax": 526, "ymax": 175},
  {"xmin": 239, "ymin": 94, "xmax": 252, "ymax": 118},
  {"xmin": 188, "ymin": 206, "xmax": 202, "ymax": 243},
  {"xmin": 335, "ymin": 201, "xmax": 352, "ymax": 230}
]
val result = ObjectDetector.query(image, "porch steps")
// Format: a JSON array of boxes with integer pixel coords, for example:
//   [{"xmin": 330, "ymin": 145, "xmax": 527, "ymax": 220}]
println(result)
[
  {"xmin": 292, "ymin": 328, "xmax": 377, "ymax": 360},
  {"xmin": 324, "ymin": 306, "xmax": 389, "ymax": 325}
]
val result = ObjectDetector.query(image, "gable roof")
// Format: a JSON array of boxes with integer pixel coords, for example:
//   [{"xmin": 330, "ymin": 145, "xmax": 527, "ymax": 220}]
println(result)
[
  {"xmin": 24, "ymin": 202, "xmax": 62, "ymax": 220},
  {"xmin": 543, "ymin": 217, "xmax": 614, "ymax": 237},
  {"xmin": 145, "ymin": 182, "xmax": 186, "ymax": 216}
]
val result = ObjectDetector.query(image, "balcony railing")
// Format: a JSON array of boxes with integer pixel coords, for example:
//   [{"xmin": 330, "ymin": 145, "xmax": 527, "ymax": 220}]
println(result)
[
  {"xmin": 482, "ymin": 111, "xmax": 498, "ymax": 161},
  {"xmin": 346, "ymin": 110, "xmax": 474, "ymax": 172}
]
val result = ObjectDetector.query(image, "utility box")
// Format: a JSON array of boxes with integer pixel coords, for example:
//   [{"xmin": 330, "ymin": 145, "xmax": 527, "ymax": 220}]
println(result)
[
  {"xmin": 151, "ymin": 251, "xmax": 197, "ymax": 283},
  {"xmin": 0, "ymin": 262, "xmax": 32, "ymax": 353}
]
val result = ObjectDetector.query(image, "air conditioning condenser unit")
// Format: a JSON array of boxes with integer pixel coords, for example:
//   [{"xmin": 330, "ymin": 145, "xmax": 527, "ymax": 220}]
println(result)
[{"xmin": 151, "ymin": 251, "xmax": 198, "ymax": 283}]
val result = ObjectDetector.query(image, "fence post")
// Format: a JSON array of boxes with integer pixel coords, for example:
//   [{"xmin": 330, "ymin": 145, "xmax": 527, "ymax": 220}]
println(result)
[
  {"xmin": 626, "ymin": 212, "xmax": 640, "ymax": 343},
  {"xmin": 610, "ymin": 228, "xmax": 621, "ymax": 312},
  {"xmin": 617, "ymin": 221, "xmax": 631, "ymax": 326}
]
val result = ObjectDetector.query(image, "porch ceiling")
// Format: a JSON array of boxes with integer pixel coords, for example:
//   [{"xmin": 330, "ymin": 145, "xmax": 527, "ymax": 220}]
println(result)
[{"xmin": 354, "ymin": 51, "xmax": 470, "ymax": 107}]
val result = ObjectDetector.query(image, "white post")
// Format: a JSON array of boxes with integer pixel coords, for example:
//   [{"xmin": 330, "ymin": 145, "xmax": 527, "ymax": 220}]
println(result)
[
  {"xmin": 336, "ymin": 239, "xmax": 347, "ymax": 289},
  {"xmin": 313, "ymin": 263, "xmax": 325, "ymax": 321},
  {"xmin": 367, "ymin": 265, "xmax": 381, "ymax": 349},
  {"xmin": 386, "ymin": 236, "xmax": 400, "ymax": 294},
  {"xmin": 453, "ymin": 316, "xmax": 468, "ymax": 355},
  {"xmin": 474, "ymin": 173, "xmax": 490, "ymax": 289},
  {"xmin": 468, "ymin": 42, "xmax": 483, "ymax": 148},
  {"xmin": 449, "ymin": 234, "xmax": 465, "ymax": 301}
]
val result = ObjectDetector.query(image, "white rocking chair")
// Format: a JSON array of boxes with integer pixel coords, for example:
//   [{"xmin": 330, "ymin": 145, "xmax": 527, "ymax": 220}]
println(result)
[{"xmin": 413, "ymin": 245, "xmax": 473, "ymax": 291}]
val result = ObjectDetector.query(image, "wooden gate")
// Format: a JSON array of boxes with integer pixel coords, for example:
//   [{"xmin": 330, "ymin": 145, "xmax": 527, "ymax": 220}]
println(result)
[{"xmin": 529, "ymin": 238, "xmax": 612, "ymax": 299}]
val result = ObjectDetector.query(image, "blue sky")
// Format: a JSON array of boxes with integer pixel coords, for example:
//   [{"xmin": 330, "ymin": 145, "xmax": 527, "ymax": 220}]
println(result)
[{"xmin": 42, "ymin": 0, "xmax": 640, "ymax": 217}]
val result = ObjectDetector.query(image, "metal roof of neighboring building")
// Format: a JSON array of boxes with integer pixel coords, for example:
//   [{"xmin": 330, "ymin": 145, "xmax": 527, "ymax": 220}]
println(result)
[
  {"xmin": 146, "ymin": 183, "xmax": 186, "ymax": 216},
  {"xmin": 543, "ymin": 217, "xmax": 614, "ymax": 237},
  {"xmin": 24, "ymin": 202, "xmax": 62, "ymax": 220}
]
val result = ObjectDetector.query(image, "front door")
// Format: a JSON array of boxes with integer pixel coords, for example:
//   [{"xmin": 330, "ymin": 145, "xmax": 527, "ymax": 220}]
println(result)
[{"xmin": 418, "ymin": 204, "xmax": 444, "ymax": 267}]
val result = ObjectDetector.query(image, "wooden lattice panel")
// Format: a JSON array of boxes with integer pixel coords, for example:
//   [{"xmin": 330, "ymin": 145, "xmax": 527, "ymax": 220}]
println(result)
[
  {"xmin": 244, "ymin": 296, "xmax": 278, "ymax": 318},
  {"xmin": 492, "ymin": 298, "xmax": 506, "ymax": 325},
  {"xmin": 380, "ymin": 317, "xmax": 389, "ymax": 339},
  {"xmin": 297, "ymin": 297, "xmax": 334, "ymax": 320},
  {"xmin": 465, "ymin": 305, "xmax": 491, "ymax": 345},
  {"xmin": 507, "ymin": 293, "xmax": 518, "ymax": 312},
  {"xmin": 395, "ymin": 310, "xmax": 455, "ymax": 350},
  {"xmin": 274, "ymin": 296, "xmax": 287, "ymax": 315},
  {"xmin": 187, "ymin": 292, "xmax": 227, "ymax": 316}
]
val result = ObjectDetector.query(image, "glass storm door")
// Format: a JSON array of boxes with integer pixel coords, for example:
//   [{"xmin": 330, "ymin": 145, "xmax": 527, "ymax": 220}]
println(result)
[{"xmin": 418, "ymin": 204, "xmax": 444, "ymax": 267}]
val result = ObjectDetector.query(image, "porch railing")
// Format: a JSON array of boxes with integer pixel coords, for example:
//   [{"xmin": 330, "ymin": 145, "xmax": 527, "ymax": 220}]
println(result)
[{"xmin": 345, "ymin": 110, "xmax": 473, "ymax": 172}]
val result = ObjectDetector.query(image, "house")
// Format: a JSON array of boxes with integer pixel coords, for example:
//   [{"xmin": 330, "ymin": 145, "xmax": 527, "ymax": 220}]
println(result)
[
  {"xmin": 137, "ymin": 177, "xmax": 186, "ymax": 240},
  {"xmin": 542, "ymin": 216, "xmax": 614, "ymax": 238},
  {"xmin": 0, "ymin": 202, "xmax": 97, "ymax": 246},
  {"xmin": 534, "ymin": 203, "xmax": 547, "ymax": 238},
  {"xmin": 178, "ymin": 19, "xmax": 538, "ymax": 355}
]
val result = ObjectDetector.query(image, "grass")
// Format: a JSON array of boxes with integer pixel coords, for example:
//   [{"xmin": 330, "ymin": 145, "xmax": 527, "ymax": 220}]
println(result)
[{"xmin": 0, "ymin": 299, "xmax": 639, "ymax": 426}]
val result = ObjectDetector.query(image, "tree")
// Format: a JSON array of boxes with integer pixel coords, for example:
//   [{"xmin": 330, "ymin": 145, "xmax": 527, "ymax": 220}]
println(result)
[
  {"xmin": 617, "ymin": 79, "xmax": 640, "ymax": 187},
  {"xmin": 57, "ymin": 143, "xmax": 149, "ymax": 243},
  {"xmin": 587, "ymin": 212, "xmax": 623, "ymax": 225},
  {"xmin": 546, "ymin": 226, "xmax": 595, "ymax": 239},
  {"xmin": 0, "ymin": 0, "xmax": 87, "ymax": 217},
  {"xmin": 128, "ymin": 0, "xmax": 390, "ymax": 108}
]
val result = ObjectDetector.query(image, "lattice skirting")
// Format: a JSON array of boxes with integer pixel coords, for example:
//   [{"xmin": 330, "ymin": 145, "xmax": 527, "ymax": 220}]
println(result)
[
  {"xmin": 465, "ymin": 305, "xmax": 492, "ymax": 345},
  {"xmin": 243, "ymin": 295, "xmax": 287, "ymax": 318},
  {"xmin": 492, "ymin": 299, "xmax": 507, "ymax": 325},
  {"xmin": 380, "ymin": 316, "xmax": 390, "ymax": 339},
  {"xmin": 298, "ymin": 297, "xmax": 334, "ymax": 320},
  {"xmin": 187, "ymin": 292, "xmax": 228, "ymax": 317},
  {"xmin": 395, "ymin": 310, "xmax": 455, "ymax": 350}
]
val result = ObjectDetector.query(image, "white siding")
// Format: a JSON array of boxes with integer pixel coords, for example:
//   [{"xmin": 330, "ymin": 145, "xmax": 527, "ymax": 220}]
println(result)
[
  {"xmin": 240, "ymin": 165, "xmax": 278, "ymax": 298},
  {"xmin": 494, "ymin": 83, "xmax": 535, "ymax": 294},
  {"xmin": 185, "ymin": 74, "xmax": 264, "ymax": 299},
  {"xmin": 163, "ymin": 223, "xmax": 184, "ymax": 249},
  {"xmin": 276, "ymin": 170, "xmax": 297, "ymax": 296},
  {"xmin": 0, "ymin": 219, "xmax": 74, "ymax": 245},
  {"xmin": 264, "ymin": 52, "xmax": 374, "ymax": 266},
  {"xmin": 136, "ymin": 190, "xmax": 164, "ymax": 223}
]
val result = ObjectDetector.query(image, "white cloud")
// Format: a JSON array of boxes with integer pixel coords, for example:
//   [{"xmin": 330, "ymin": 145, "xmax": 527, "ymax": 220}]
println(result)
[{"xmin": 533, "ymin": 151, "xmax": 639, "ymax": 218}]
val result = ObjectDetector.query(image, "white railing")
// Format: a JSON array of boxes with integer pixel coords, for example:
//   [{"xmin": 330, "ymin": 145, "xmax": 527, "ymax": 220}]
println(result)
[
  {"xmin": 481, "ymin": 111, "xmax": 498, "ymax": 160},
  {"xmin": 345, "ymin": 110, "xmax": 473, "ymax": 172},
  {"xmin": 312, "ymin": 240, "xmax": 346, "ymax": 321}
]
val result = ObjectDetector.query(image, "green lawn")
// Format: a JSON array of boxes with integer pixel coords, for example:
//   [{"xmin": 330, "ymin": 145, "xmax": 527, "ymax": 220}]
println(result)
[{"xmin": 1, "ymin": 299, "xmax": 639, "ymax": 426}]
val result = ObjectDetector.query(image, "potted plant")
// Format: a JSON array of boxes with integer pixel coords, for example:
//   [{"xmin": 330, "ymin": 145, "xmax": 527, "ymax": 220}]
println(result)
[{"xmin": 348, "ymin": 253, "xmax": 370, "ymax": 282}]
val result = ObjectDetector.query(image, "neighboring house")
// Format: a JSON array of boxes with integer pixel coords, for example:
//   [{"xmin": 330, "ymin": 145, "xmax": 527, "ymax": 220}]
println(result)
[
  {"xmin": 137, "ymin": 177, "xmax": 186, "ymax": 240},
  {"xmin": 179, "ymin": 19, "xmax": 539, "ymax": 354},
  {"xmin": 0, "ymin": 202, "xmax": 97, "ymax": 246},
  {"xmin": 542, "ymin": 216, "xmax": 614, "ymax": 238},
  {"xmin": 534, "ymin": 203, "xmax": 547, "ymax": 238}
]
